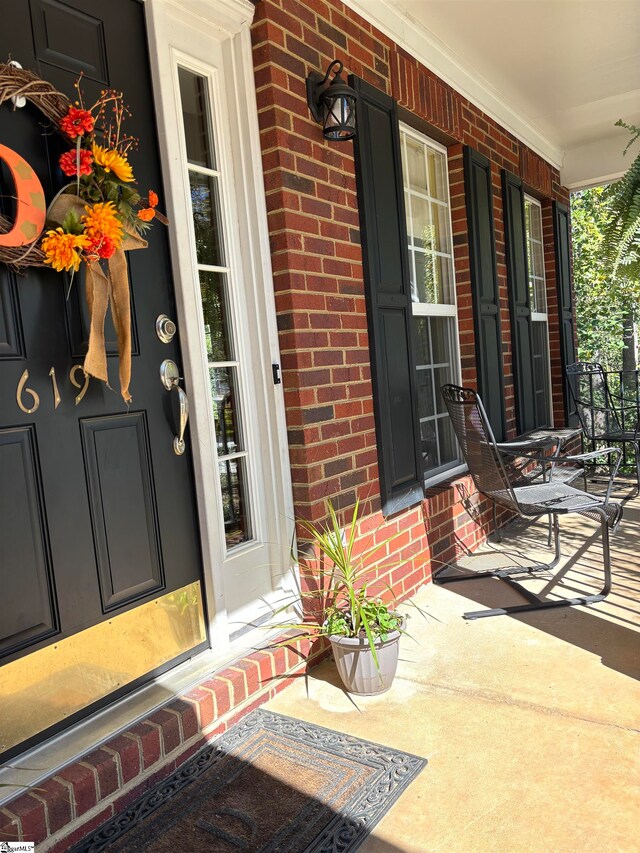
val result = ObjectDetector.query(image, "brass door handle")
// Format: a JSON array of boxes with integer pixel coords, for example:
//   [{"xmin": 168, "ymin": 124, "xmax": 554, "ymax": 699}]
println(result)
[{"xmin": 160, "ymin": 359, "xmax": 189, "ymax": 455}]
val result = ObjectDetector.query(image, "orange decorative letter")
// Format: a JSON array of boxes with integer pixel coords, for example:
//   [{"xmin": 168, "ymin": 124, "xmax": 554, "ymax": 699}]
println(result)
[{"xmin": 0, "ymin": 144, "xmax": 46, "ymax": 247}]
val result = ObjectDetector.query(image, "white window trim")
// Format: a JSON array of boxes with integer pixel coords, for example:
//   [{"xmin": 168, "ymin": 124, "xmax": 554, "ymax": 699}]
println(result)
[
  {"xmin": 172, "ymin": 54, "xmax": 260, "ymax": 557},
  {"xmin": 145, "ymin": 0, "xmax": 295, "ymax": 651},
  {"xmin": 400, "ymin": 123, "xmax": 465, "ymax": 486},
  {"xmin": 525, "ymin": 194, "xmax": 554, "ymax": 427}
]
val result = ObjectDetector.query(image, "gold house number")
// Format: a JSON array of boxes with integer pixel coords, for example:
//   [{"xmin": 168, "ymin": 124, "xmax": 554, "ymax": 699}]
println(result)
[
  {"xmin": 49, "ymin": 366, "xmax": 61, "ymax": 409},
  {"xmin": 16, "ymin": 369, "xmax": 40, "ymax": 414},
  {"xmin": 15, "ymin": 365, "xmax": 90, "ymax": 412},
  {"xmin": 69, "ymin": 364, "xmax": 89, "ymax": 405}
]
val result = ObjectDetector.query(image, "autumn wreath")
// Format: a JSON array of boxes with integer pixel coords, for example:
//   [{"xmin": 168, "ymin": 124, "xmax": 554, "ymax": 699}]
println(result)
[{"xmin": 0, "ymin": 62, "xmax": 166, "ymax": 402}]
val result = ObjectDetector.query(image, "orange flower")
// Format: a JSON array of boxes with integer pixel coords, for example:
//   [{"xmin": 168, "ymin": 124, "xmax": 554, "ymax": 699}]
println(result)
[
  {"xmin": 137, "ymin": 207, "xmax": 155, "ymax": 222},
  {"xmin": 60, "ymin": 107, "xmax": 95, "ymax": 139},
  {"xmin": 41, "ymin": 228, "xmax": 90, "ymax": 273},
  {"xmin": 59, "ymin": 148, "xmax": 93, "ymax": 177},
  {"xmin": 91, "ymin": 143, "xmax": 134, "ymax": 183},
  {"xmin": 82, "ymin": 202, "xmax": 124, "ymax": 247},
  {"xmin": 148, "ymin": 190, "xmax": 158, "ymax": 208}
]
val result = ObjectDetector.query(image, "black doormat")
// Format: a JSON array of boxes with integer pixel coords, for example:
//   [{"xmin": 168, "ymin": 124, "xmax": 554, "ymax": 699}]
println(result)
[{"xmin": 73, "ymin": 708, "xmax": 427, "ymax": 852}]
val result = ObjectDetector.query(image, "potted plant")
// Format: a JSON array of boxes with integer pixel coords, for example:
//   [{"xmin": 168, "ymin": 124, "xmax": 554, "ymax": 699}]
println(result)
[{"xmin": 271, "ymin": 498, "xmax": 416, "ymax": 696}]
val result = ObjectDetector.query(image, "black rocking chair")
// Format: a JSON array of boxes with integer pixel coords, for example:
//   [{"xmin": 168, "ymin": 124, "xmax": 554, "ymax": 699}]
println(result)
[
  {"xmin": 566, "ymin": 361, "xmax": 640, "ymax": 490},
  {"xmin": 436, "ymin": 384, "xmax": 623, "ymax": 620}
]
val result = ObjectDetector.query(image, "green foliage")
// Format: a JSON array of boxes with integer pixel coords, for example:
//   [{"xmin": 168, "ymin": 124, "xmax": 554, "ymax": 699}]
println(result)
[
  {"xmin": 61, "ymin": 209, "xmax": 83, "ymax": 235},
  {"xmin": 268, "ymin": 499, "xmax": 426, "ymax": 673},
  {"xmin": 602, "ymin": 121, "xmax": 640, "ymax": 278},
  {"xmin": 571, "ymin": 185, "xmax": 640, "ymax": 368}
]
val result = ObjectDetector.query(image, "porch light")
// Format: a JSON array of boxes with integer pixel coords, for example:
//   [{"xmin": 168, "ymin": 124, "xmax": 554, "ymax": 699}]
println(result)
[{"xmin": 306, "ymin": 59, "xmax": 357, "ymax": 141}]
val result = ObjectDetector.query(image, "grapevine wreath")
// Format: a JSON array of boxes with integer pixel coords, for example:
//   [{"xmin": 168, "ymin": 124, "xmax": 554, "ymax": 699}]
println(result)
[{"xmin": 0, "ymin": 61, "xmax": 166, "ymax": 402}]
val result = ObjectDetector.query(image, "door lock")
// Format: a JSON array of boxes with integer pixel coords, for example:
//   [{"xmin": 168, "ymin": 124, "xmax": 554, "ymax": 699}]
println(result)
[{"xmin": 156, "ymin": 314, "xmax": 177, "ymax": 344}]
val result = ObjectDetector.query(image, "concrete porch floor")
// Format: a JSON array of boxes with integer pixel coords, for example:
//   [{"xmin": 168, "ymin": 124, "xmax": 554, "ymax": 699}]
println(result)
[{"xmin": 266, "ymin": 494, "xmax": 640, "ymax": 852}]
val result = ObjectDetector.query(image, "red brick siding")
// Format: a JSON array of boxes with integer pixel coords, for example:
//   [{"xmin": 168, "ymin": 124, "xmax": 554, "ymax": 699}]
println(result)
[{"xmin": 251, "ymin": 0, "xmax": 572, "ymax": 603}]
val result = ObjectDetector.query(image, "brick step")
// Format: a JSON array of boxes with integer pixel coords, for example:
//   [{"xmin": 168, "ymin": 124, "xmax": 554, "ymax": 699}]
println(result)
[{"xmin": 0, "ymin": 634, "xmax": 328, "ymax": 852}]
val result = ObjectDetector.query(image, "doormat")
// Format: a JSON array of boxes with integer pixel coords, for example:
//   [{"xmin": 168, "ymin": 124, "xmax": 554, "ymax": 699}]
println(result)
[{"xmin": 72, "ymin": 708, "xmax": 427, "ymax": 852}]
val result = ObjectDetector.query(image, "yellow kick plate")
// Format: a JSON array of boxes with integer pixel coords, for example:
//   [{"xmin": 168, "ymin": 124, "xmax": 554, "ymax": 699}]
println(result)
[{"xmin": 0, "ymin": 581, "xmax": 206, "ymax": 754}]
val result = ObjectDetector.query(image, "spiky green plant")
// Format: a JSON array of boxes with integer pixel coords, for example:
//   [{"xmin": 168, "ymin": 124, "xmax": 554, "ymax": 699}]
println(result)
[
  {"xmin": 267, "ymin": 498, "xmax": 426, "ymax": 672},
  {"xmin": 603, "ymin": 120, "xmax": 640, "ymax": 278}
]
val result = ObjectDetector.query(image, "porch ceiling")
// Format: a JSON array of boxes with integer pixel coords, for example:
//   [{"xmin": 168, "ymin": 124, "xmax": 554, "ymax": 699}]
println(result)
[{"xmin": 343, "ymin": 0, "xmax": 640, "ymax": 189}]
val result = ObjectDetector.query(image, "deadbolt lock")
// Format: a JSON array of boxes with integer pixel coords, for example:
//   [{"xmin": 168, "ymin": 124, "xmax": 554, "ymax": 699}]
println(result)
[{"xmin": 156, "ymin": 314, "xmax": 177, "ymax": 344}]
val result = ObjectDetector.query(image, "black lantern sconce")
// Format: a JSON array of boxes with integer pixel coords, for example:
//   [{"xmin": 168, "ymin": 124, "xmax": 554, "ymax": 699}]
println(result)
[{"xmin": 306, "ymin": 59, "xmax": 357, "ymax": 141}]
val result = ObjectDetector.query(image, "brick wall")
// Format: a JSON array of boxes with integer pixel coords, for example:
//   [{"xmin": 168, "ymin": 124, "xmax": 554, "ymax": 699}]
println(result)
[{"xmin": 251, "ymin": 0, "xmax": 571, "ymax": 602}]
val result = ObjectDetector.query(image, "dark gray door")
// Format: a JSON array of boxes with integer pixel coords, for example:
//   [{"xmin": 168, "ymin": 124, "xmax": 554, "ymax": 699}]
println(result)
[{"xmin": 0, "ymin": 1, "xmax": 205, "ymax": 691}]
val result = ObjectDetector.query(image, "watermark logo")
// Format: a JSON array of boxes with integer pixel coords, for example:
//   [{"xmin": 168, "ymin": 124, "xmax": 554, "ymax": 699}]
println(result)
[{"xmin": 0, "ymin": 843, "xmax": 35, "ymax": 852}]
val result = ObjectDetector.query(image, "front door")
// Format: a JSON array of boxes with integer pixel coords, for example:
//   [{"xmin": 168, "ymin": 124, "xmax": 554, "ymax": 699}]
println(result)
[{"xmin": 0, "ymin": 0, "xmax": 207, "ymax": 759}]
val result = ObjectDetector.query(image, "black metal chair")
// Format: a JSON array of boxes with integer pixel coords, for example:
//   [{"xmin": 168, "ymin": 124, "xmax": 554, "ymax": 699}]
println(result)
[
  {"xmin": 436, "ymin": 384, "xmax": 623, "ymax": 620},
  {"xmin": 566, "ymin": 361, "xmax": 640, "ymax": 489}
]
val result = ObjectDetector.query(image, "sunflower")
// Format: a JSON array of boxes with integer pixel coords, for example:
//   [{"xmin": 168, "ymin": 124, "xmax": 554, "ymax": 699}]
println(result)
[
  {"xmin": 41, "ymin": 228, "xmax": 90, "ymax": 273},
  {"xmin": 82, "ymin": 202, "xmax": 124, "ymax": 248},
  {"xmin": 91, "ymin": 143, "xmax": 134, "ymax": 183}
]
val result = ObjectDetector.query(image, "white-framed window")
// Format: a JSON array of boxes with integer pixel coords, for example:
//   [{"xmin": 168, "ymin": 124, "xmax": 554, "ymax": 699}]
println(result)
[
  {"xmin": 524, "ymin": 195, "xmax": 553, "ymax": 427},
  {"xmin": 400, "ymin": 125, "xmax": 464, "ymax": 484},
  {"xmin": 177, "ymin": 64, "xmax": 253, "ymax": 550}
]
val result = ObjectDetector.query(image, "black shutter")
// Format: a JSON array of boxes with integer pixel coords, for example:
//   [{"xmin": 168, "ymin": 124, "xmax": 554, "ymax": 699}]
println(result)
[
  {"xmin": 463, "ymin": 147, "xmax": 506, "ymax": 440},
  {"xmin": 502, "ymin": 170, "xmax": 536, "ymax": 433},
  {"xmin": 553, "ymin": 201, "xmax": 578, "ymax": 426},
  {"xmin": 351, "ymin": 76, "xmax": 424, "ymax": 516}
]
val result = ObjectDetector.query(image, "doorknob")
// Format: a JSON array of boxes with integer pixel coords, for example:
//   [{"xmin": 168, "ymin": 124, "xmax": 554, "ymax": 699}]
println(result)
[{"xmin": 160, "ymin": 359, "xmax": 189, "ymax": 455}]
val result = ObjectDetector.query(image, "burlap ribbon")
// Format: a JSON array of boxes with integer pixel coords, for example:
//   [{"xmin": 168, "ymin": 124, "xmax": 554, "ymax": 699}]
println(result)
[{"xmin": 48, "ymin": 194, "xmax": 146, "ymax": 403}]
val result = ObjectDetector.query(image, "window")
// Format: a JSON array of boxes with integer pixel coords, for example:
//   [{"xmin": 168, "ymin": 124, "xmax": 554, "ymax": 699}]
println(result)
[
  {"xmin": 524, "ymin": 195, "xmax": 552, "ymax": 427},
  {"xmin": 178, "ymin": 66, "xmax": 252, "ymax": 549},
  {"xmin": 400, "ymin": 126, "xmax": 463, "ymax": 482}
]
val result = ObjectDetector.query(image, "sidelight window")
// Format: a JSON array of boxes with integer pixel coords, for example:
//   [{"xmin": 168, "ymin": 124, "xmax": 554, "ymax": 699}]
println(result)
[
  {"xmin": 400, "ymin": 125, "xmax": 463, "ymax": 483},
  {"xmin": 177, "ymin": 67, "xmax": 252, "ymax": 549},
  {"xmin": 524, "ymin": 195, "xmax": 552, "ymax": 427}
]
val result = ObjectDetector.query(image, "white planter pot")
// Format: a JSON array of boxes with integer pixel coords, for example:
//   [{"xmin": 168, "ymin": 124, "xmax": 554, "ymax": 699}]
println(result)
[{"xmin": 328, "ymin": 629, "xmax": 402, "ymax": 695}]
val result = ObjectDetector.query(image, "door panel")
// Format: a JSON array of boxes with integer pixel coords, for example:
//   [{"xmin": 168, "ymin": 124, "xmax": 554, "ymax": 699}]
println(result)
[
  {"xmin": 0, "ymin": 272, "xmax": 24, "ymax": 358},
  {"xmin": 81, "ymin": 413, "xmax": 164, "ymax": 611},
  {"xmin": 0, "ymin": 0, "xmax": 207, "ymax": 755},
  {"xmin": 0, "ymin": 426, "xmax": 58, "ymax": 657}
]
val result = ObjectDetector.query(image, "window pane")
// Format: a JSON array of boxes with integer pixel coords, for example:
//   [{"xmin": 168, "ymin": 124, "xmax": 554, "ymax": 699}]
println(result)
[
  {"xmin": 437, "ymin": 417, "xmax": 458, "ymax": 464},
  {"xmin": 434, "ymin": 256, "xmax": 455, "ymax": 304},
  {"xmin": 532, "ymin": 320, "xmax": 551, "ymax": 426},
  {"xmin": 178, "ymin": 68, "xmax": 215, "ymax": 169},
  {"xmin": 420, "ymin": 420, "xmax": 437, "ymax": 471},
  {"xmin": 416, "ymin": 368, "xmax": 435, "ymax": 418},
  {"xmin": 430, "ymin": 316, "xmax": 449, "ymax": 364},
  {"xmin": 414, "ymin": 316, "xmax": 431, "ymax": 364},
  {"xmin": 200, "ymin": 271, "xmax": 232, "ymax": 361},
  {"xmin": 404, "ymin": 136, "xmax": 427, "ymax": 192},
  {"xmin": 527, "ymin": 201, "xmax": 542, "ymax": 241},
  {"xmin": 219, "ymin": 457, "xmax": 251, "ymax": 548},
  {"xmin": 427, "ymin": 148, "xmax": 447, "ymax": 201},
  {"xmin": 532, "ymin": 242, "xmax": 544, "ymax": 286},
  {"xmin": 190, "ymin": 171, "xmax": 225, "ymax": 267},
  {"xmin": 431, "ymin": 203, "xmax": 451, "ymax": 254},
  {"xmin": 408, "ymin": 195, "xmax": 433, "ymax": 250},
  {"xmin": 533, "ymin": 278, "xmax": 546, "ymax": 313},
  {"xmin": 210, "ymin": 366, "xmax": 243, "ymax": 455},
  {"xmin": 414, "ymin": 251, "xmax": 437, "ymax": 303},
  {"xmin": 413, "ymin": 316, "xmax": 461, "ymax": 475}
]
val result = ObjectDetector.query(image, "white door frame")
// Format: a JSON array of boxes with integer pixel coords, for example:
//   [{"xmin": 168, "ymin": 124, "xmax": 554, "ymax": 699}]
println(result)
[{"xmin": 145, "ymin": 0, "xmax": 295, "ymax": 650}]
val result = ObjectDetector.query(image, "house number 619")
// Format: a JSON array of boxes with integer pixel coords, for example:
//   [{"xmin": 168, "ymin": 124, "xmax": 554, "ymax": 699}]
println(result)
[{"xmin": 16, "ymin": 365, "xmax": 90, "ymax": 412}]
